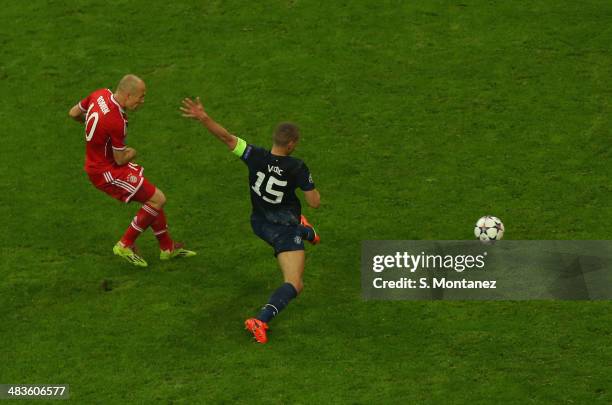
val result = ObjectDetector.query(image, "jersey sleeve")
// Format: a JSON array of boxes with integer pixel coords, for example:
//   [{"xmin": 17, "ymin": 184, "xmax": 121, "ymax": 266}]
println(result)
[
  {"xmin": 108, "ymin": 116, "xmax": 127, "ymax": 151},
  {"xmin": 232, "ymin": 137, "xmax": 260, "ymax": 166},
  {"xmin": 78, "ymin": 94, "xmax": 91, "ymax": 113},
  {"xmin": 296, "ymin": 162, "xmax": 315, "ymax": 191}
]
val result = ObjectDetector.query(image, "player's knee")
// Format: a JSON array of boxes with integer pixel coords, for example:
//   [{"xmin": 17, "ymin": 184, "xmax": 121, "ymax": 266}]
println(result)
[{"xmin": 147, "ymin": 189, "xmax": 166, "ymax": 209}]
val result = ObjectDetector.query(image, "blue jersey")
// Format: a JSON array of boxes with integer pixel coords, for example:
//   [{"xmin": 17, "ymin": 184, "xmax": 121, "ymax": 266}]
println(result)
[{"xmin": 237, "ymin": 143, "xmax": 315, "ymax": 226}]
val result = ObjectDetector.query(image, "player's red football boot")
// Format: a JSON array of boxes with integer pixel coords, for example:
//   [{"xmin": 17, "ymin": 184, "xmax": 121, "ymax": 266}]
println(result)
[
  {"xmin": 244, "ymin": 318, "xmax": 269, "ymax": 344},
  {"xmin": 300, "ymin": 215, "xmax": 320, "ymax": 245}
]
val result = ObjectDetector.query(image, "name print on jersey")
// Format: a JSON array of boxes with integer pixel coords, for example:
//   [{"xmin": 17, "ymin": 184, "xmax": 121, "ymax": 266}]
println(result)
[
  {"xmin": 268, "ymin": 165, "xmax": 283, "ymax": 176},
  {"xmin": 96, "ymin": 96, "xmax": 110, "ymax": 115}
]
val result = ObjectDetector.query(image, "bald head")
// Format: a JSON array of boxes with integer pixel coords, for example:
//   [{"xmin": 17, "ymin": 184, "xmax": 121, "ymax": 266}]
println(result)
[
  {"xmin": 115, "ymin": 74, "xmax": 146, "ymax": 111},
  {"xmin": 116, "ymin": 74, "xmax": 144, "ymax": 94}
]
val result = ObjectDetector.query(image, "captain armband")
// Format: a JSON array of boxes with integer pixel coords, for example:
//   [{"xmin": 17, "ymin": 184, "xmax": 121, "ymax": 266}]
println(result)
[{"xmin": 232, "ymin": 137, "xmax": 247, "ymax": 158}]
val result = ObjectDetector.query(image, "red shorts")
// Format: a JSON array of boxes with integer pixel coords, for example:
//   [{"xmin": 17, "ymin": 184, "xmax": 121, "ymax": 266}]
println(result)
[{"xmin": 87, "ymin": 162, "xmax": 156, "ymax": 204}]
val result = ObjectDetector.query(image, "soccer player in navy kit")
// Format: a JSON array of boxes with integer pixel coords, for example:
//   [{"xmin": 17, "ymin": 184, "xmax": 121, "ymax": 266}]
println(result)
[{"xmin": 181, "ymin": 97, "xmax": 320, "ymax": 344}]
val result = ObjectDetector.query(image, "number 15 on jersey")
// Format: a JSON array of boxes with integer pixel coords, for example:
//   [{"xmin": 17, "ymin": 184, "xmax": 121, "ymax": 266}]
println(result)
[{"xmin": 252, "ymin": 172, "xmax": 286, "ymax": 204}]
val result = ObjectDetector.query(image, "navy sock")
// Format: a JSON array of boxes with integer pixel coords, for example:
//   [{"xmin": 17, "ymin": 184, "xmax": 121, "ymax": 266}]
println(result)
[
  {"xmin": 257, "ymin": 282, "xmax": 298, "ymax": 323},
  {"xmin": 299, "ymin": 225, "xmax": 315, "ymax": 242}
]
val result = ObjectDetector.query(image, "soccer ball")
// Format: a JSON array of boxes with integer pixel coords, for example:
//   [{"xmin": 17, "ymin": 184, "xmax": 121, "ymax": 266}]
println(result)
[{"xmin": 474, "ymin": 215, "xmax": 504, "ymax": 242}]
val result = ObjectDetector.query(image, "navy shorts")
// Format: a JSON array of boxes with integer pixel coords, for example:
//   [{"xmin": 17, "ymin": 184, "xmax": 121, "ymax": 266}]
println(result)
[{"xmin": 251, "ymin": 215, "xmax": 304, "ymax": 256}]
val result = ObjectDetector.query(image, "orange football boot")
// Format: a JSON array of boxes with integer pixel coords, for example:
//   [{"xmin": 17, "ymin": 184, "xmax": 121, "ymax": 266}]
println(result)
[
  {"xmin": 245, "ymin": 318, "xmax": 269, "ymax": 344},
  {"xmin": 300, "ymin": 215, "xmax": 320, "ymax": 245}
]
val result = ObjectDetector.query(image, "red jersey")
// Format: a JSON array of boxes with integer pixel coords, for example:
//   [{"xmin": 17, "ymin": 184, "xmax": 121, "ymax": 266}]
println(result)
[{"xmin": 78, "ymin": 89, "xmax": 128, "ymax": 174}]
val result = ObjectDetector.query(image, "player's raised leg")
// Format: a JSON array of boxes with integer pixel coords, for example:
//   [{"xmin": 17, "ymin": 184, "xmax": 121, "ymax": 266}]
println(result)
[
  {"xmin": 245, "ymin": 250, "xmax": 304, "ymax": 343},
  {"xmin": 300, "ymin": 214, "xmax": 320, "ymax": 245}
]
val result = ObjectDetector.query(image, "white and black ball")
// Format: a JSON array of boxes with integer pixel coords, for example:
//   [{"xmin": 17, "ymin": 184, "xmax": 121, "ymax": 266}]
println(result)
[{"xmin": 474, "ymin": 216, "xmax": 504, "ymax": 242}]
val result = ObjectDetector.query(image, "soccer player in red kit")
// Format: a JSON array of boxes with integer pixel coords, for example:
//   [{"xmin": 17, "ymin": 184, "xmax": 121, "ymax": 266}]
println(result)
[{"xmin": 68, "ymin": 74, "xmax": 195, "ymax": 267}]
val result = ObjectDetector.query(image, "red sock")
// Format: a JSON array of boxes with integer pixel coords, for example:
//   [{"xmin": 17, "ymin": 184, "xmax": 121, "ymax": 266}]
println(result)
[
  {"xmin": 151, "ymin": 209, "xmax": 174, "ymax": 251},
  {"xmin": 120, "ymin": 204, "xmax": 160, "ymax": 247}
]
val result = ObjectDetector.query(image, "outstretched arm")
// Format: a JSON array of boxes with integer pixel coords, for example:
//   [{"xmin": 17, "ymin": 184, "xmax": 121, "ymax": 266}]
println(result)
[{"xmin": 180, "ymin": 97, "xmax": 237, "ymax": 150}]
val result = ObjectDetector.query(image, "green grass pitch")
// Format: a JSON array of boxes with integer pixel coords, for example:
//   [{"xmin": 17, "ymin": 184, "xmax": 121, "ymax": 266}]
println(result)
[{"xmin": 1, "ymin": 0, "xmax": 611, "ymax": 403}]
